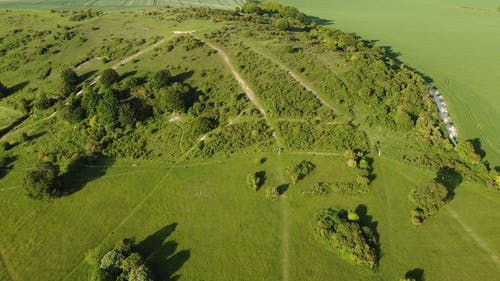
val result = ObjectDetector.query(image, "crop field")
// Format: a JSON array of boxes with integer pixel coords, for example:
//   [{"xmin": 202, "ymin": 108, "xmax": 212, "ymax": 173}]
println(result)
[
  {"xmin": 0, "ymin": 0, "xmax": 244, "ymax": 10},
  {"xmin": 278, "ymin": 0, "xmax": 500, "ymax": 166},
  {"xmin": 0, "ymin": 6, "xmax": 499, "ymax": 281}
]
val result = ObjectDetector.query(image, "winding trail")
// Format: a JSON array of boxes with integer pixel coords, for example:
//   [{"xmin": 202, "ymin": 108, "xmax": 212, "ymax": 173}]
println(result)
[
  {"xmin": 446, "ymin": 207, "xmax": 500, "ymax": 268},
  {"xmin": 76, "ymin": 35, "xmax": 173, "ymax": 96}
]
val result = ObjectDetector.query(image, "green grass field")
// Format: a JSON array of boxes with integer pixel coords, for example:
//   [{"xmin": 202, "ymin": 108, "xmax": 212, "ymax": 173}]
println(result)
[
  {"xmin": 0, "ymin": 6, "xmax": 499, "ymax": 281},
  {"xmin": 0, "ymin": 106, "xmax": 22, "ymax": 130},
  {"xmin": 0, "ymin": 0, "xmax": 244, "ymax": 10},
  {"xmin": 278, "ymin": 0, "xmax": 500, "ymax": 166}
]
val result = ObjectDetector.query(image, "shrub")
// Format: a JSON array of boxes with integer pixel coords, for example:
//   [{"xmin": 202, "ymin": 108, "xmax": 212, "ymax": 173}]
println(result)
[
  {"xmin": 24, "ymin": 160, "xmax": 60, "ymax": 199},
  {"xmin": 246, "ymin": 172, "xmax": 263, "ymax": 191},
  {"xmin": 100, "ymin": 68, "xmax": 120, "ymax": 87},
  {"xmin": 93, "ymin": 238, "xmax": 154, "ymax": 281},
  {"xmin": 409, "ymin": 180, "xmax": 448, "ymax": 224},
  {"xmin": 288, "ymin": 160, "xmax": 315, "ymax": 183},
  {"xmin": 314, "ymin": 208, "xmax": 378, "ymax": 268}
]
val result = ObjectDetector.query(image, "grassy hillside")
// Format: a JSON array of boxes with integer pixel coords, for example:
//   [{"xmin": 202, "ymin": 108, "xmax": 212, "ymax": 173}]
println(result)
[
  {"xmin": 0, "ymin": 5, "xmax": 499, "ymax": 281},
  {"xmin": 278, "ymin": 0, "xmax": 500, "ymax": 166}
]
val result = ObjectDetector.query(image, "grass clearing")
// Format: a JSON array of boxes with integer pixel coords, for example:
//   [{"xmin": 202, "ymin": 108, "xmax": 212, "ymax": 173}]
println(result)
[{"xmin": 0, "ymin": 106, "xmax": 22, "ymax": 130}]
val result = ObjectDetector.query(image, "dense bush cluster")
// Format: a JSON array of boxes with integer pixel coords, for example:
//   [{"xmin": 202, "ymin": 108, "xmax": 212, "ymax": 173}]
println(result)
[
  {"xmin": 276, "ymin": 121, "xmax": 369, "ymax": 152},
  {"xmin": 409, "ymin": 180, "xmax": 449, "ymax": 225},
  {"xmin": 87, "ymin": 238, "xmax": 154, "ymax": 281},
  {"xmin": 315, "ymin": 208, "xmax": 379, "ymax": 268},
  {"xmin": 287, "ymin": 160, "xmax": 315, "ymax": 183}
]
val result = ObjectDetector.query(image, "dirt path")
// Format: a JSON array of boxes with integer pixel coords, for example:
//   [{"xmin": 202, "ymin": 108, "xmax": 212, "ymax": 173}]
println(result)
[
  {"xmin": 0, "ymin": 111, "xmax": 57, "ymax": 140},
  {"xmin": 447, "ymin": 207, "xmax": 500, "ymax": 268},
  {"xmin": 281, "ymin": 198, "xmax": 290, "ymax": 281},
  {"xmin": 195, "ymin": 37, "xmax": 267, "ymax": 117},
  {"xmin": 76, "ymin": 36, "xmax": 172, "ymax": 96},
  {"xmin": 287, "ymin": 70, "xmax": 335, "ymax": 111},
  {"xmin": 194, "ymin": 35, "xmax": 286, "ymax": 148},
  {"xmin": 244, "ymin": 42, "xmax": 336, "ymax": 112}
]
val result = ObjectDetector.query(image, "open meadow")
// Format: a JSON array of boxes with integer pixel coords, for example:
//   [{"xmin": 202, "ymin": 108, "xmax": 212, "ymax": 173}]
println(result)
[
  {"xmin": 278, "ymin": 0, "xmax": 500, "ymax": 166},
  {"xmin": 0, "ymin": 0, "xmax": 244, "ymax": 10},
  {"xmin": 0, "ymin": 4, "xmax": 499, "ymax": 281}
]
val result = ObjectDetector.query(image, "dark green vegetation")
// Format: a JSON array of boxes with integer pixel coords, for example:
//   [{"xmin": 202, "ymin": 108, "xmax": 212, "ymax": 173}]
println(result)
[
  {"xmin": 0, "ymin": 3, "xmax": 499, "ymax": 281},
  {"xmin": 409, "ymin": 180, "xmax": 449, "ymax": 225},
  {"xmin": 87, "ymin": 238, "xmax": 154, "ymax": 281},
  {"xmin": 315, "ymin": 207, "xmax": 379, "ymax": 268}
]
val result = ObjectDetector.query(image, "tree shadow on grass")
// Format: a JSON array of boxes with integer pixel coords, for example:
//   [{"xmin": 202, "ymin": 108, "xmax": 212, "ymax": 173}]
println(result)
[
  {"xmin": 355, "ymin": 204, "xmax": 380, "ymax": 264},
  {"xmin": 469, "ymin": 138, "xmax": 486, "ymax": 159},
  {"xmin": 0, "ymin": 155, "xmax": 17, "ymax": 179},
  {"xmin": 255, "ymin": 170, "xmax": 266, "ymax": 191},
  {"xmin": 120, "ymin": 70, "xmax": 137, "ymax": 81},
  {"xmin": 406, "ymin": 268, "xmax": 425, "ymax": 281},
  {"xmin": 307, "ymin": 15, "xmax": 334, "ymax": 26},
  {"xmin": 136, "ymin": 223, "xmax": 191, "ymax": 281},
  {"xmin": 7, "ymin": 81, "xmax": 29, "ymax": 96},
  {"xmin": 435, "ymin": 166, "xmax": 462, "ymax": 201},
  {"xmin": 58, "ymin": 155, "xmax": 115, "ymax": 196},
  {"xmin": 277, "ymin": 183, "xmax": 289, "ymax": 195},
  {"xmin": 370, "ymin": 44, "xmax": 434, "ymax": 84},
  {"xmin": 79, "ymin": 70, "xmax": 98, "ymax": 83},
  {"xmin": 0, "ymin": 114, "xmax": 28, "ymax": 138}
]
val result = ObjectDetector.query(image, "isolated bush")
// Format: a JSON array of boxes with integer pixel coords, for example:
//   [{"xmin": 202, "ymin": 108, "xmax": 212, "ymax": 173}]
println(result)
[
  {"xmin": 93, "ymin": 238, "xmax": 154, "ymax": 281},
  {"xmin": 100, "ymin": 68, "xmax": 120, "ymax": 87},
  {"xmin": 246, "ymin": 172, "xmax": 262, "ymax": 191},
  {"xmin": 24, "ymin": 160, "xmax": 60, "ymax": 199},
  {"xmin": 288, "ymin": 160, "xmax": 315, "ymax": 183},
  {"xmin": 409, "ymin": 180, "xmax": 448, "ymax": 224},
  {"xmin": 315, "ymin": 208, "xmax": 378, "ymax": 268}
]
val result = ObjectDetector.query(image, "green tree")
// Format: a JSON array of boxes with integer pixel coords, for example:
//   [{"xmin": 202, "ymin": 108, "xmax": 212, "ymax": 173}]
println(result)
[
  {"xmin": 454, "ymin": 140, "xmax": 481, "ymax": 165},
  {"xmin": 275, "ymin": 18, "xmax": 290, "ymax": 31},
  {"xmin": 96, "ymin": 91, "xmax": 120, "ymax": 128},
  {"xmin": 59, "ymin": 68, "xmax": 79, "ymax": 96},
  {"xmin": 118, "ymin": 103, "xmax": 137, "ymax": 128},
  {"xmin": 190, "ymin": 117, "xmax": 217, "ymax": 135},
  {"xmin": 24, "ymin": 161, "xmax": 60, "ymax": 199},
  {"xmin": 81, "ymin": 85, "xmax": 100, "ymax": 116},
  {"xmin": 157, "ymin": 83, "xmax": 189, "ymax": 113},
  {"xmin": 148, "ymin": 69, "xmax": 172, "ymax": 91},
  {"xmin": 410, "ymin": 180, "xmax": 448, "ymax": 223},
  {"xmin": 100, "ymin": 68, "xmax": 120, "ymax": 88},
  {"xmin": 34, "ymin": 92, "xmax": 50, "ymax": 109}
]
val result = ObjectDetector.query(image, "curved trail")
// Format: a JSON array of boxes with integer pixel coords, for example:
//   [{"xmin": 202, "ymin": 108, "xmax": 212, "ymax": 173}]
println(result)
[
  {"xmin": 76, "ymin": 36, "xmax": 173, "ymax": 96},
  {"xmin": 446, "ymin": 208, "xmax": 500, "ymax": 268}
]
